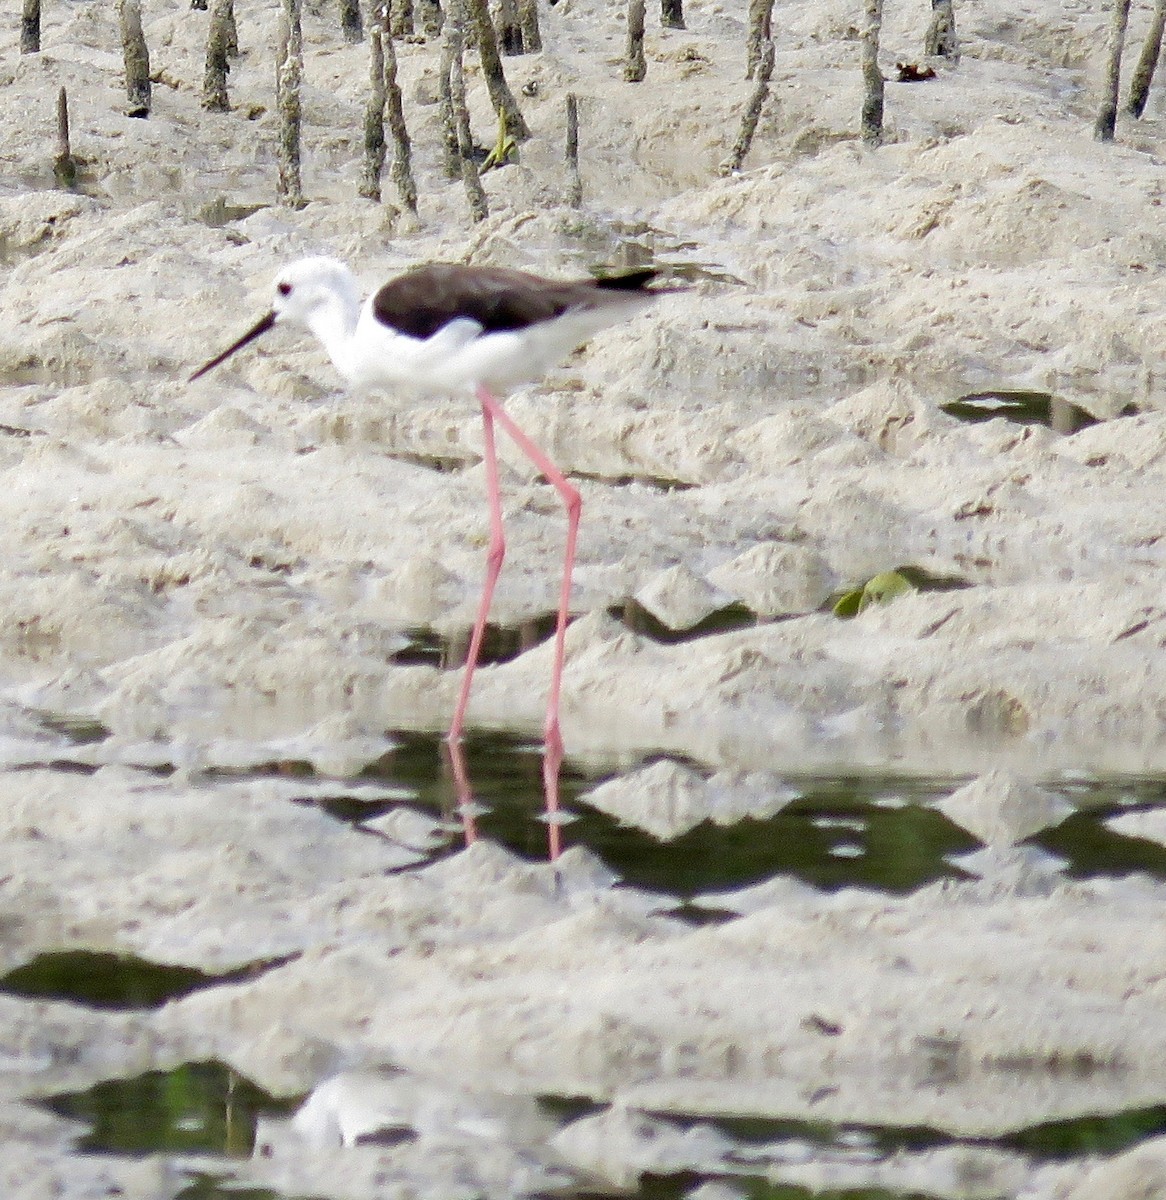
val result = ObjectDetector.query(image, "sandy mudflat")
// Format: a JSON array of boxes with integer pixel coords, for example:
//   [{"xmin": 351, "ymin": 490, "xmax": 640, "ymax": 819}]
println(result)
[{"xmin": 2, "ymin": 0, "xmax": 1166, "ymax": 1195}]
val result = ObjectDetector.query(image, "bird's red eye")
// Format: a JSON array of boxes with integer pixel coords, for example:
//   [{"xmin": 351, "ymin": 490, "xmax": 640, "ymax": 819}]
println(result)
[{"xmin": 277, "ymin": 281, "xmax": 293, "ymax": 297}]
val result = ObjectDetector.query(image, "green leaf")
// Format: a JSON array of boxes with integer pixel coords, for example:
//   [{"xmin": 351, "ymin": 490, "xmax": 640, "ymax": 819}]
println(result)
[
  {"xmin": 857, "ymin": 570, "xmax": 916, "ymax": 611},
  {"xmin": 832, "ymin": 589, "xmax": 864, "ymax": 618},
  {"xmin": 833, "ymin": 571, "xmax": 917, "ymax": 619}
]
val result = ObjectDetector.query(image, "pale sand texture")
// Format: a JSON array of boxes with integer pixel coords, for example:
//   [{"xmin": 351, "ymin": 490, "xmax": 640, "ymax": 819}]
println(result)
[{"xmin": 0, "ymin": 0, "xmax": 1165, "ymax": 1194}]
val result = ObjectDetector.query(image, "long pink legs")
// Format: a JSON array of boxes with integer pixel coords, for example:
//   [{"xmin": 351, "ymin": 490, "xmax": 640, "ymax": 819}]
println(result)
[
  {"xmin": 444, "ymin": 735, "xmax": 562, "ymax": 859},
  {"xmin": 448, "ymin": 396, "xmax": 504, "ymax": 744},
  {"xmin": 444, "ymin": 738, "xmax": 479, "ymax": 846},
  {"xmin": 448, "ymin": 384, "xmax": 581, "ymax": 762}
]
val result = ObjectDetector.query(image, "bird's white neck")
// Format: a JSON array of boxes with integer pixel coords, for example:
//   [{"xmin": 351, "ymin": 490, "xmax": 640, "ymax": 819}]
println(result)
[{"xmin": 303, "ymin": 287, "xmax": 362, "ymax": 385}]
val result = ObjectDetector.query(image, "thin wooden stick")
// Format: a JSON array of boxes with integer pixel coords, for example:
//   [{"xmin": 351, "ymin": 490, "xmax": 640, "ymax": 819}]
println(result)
[
  {"xmin": 745, "ymin": 0, "xmax": 772, "ymax": 79},
  {"xmin": 923, "ymin": 0, "xmax": 957, "ymax": 59},
  {"xmin": 338, "ymin": 0, "xmax": 362, "ymax": 41},
  {"xmin": 495, "ymin": 0, "xmax": 522, "ymax": 54},
  {"xmin": 1095, "ymin": 0, "xmax": 1132, "ymax": 141},
  {"xmin": 466, "ymin": 0, "xmax": 530, "ymax": 139},
  {"xmin": 448, "ymin": 0, "xmax": 489, "ymax": 220},
  {"xmin": 390, "ymin": 0, "xmax": 414, "ymax": 37},
  {"xmin": 1126, "ymin": 0, "xmax": 1166, "ymax": 118},
  {"xmin": 419, "ymin": 0, "xmax": 443, "ymax": 39},
  {"xmin": 54, "ymin": 87, "xmax": 77, "ymax": 189},
  {"xmin": 382, "ymin": 15, "xmax": 418, "ymax": 212},
  {"xmin": 438, "ymin": 11, "xmax": 460, "ymax": 177},
  {"xmin": 565, "ymin": 92, "xmax": 582, "ymax": 206},
  {"xmin": 120, "ymin": 0, "xmax": 152, "ymax": 118},
  {"xmin": 340, "ymin": 0, "xmax": 363, "ymax": 42},
  {"xmin": 720, "ymin": 38, "xmax": 773, "ymax": 174},
  {"xmin": 661, "ymin": 0, "xmax": 683, "ymax": 31},
  {"xmin": 519, "ymin": 0, "xmax": 541, "ymax": 51},
  {"xmin": 624, "ymin": 0, "xmax": 646, "ymax": 82},
  {"xmin": 277, "ymin": 0, "xmax": 306, "ymax": 207},
  {"xmin": 21, "ymin": 0, "xmax": 41, "ymax": 53},
  {"xmin": 359, "ymin": 19, "xmax": 387, "ymax": 199},
  {"xmin": 860, "ymin": 0, "xmax": 884, "ymax": 146},
  {"xmin": 203, "ymin": 0, "xmax": 233, "ymax": 111},
  {"xmin": 225, "ymin": 0, "xmax": 238, "ymax": 55}
]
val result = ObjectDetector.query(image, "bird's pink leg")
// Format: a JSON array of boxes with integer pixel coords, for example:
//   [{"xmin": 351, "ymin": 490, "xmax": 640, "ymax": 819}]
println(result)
[
  {"xmin": 448, "ymin": 397, "xmax": 504, "ymax": 744},
  {"xmin": 542, "ymin": 731, "xmax": 564, "ymax": 860},
  {"xmin": 444, "ymin": 739, "xmax": 479, "ymax": 845},
  {"xmin": 474, "ymin": 384, "xmax": 580, "ymax": 759}
]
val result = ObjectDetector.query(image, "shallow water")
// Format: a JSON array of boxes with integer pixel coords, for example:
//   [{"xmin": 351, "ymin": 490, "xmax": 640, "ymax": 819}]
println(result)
[
  {"xmin": 332, "ymin": 731, "xmax": 984, "ymax": 894},
  {"xmin": 0, "ymin": 950, "xmax": 294, "ymax": 1010},
  {"xmin": 176, "ymin": 1177, "xmax": 300, "ymax": 1200},
  {"xmin": 39, "ymin": 1052, "xmax": 1166, "ymax": 1199},
  {"xmin": 940, "ymin": 390, "xmax": 1100, "ymax": 433},
  {"xmin": 343, "ymin": 732, "xmax": 1166, "ymax": 895},
  {"xmin": 42, "ymin": 1061, "xmax": 298, "ymax": 1157},
  {"xmin": 16, "ymin": 731, "xmax": 1166, "ymax": 1199}
]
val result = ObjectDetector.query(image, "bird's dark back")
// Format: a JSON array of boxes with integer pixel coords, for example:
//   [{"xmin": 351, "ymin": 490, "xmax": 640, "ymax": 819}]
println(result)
[{"xmin": 372, "ymin": 264, "xmax": 665, "ymax": 340}]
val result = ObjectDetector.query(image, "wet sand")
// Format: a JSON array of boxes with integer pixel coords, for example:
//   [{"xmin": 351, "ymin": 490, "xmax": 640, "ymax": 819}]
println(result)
[{"xmin": 2, "ymin": 0, "xmax": 1166, "ymax": 1195}]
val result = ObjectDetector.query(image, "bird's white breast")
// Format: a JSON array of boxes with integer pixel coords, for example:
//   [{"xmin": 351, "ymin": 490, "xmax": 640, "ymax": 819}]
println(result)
[{"xmin": 338, "ymin": 298, "xmax": 641, "ymax": 397}]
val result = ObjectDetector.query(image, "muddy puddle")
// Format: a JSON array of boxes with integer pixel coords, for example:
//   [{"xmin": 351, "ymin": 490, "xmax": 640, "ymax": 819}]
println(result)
[{"xmin": 5, "ymin": 733, "xmax": 1166, "ymax": 1200}]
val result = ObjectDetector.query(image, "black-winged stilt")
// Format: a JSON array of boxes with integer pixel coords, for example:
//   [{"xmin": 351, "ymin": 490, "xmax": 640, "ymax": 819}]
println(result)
[{"xmin": 191, "ymin": 256, "xmax": 671, "ymax": 755}]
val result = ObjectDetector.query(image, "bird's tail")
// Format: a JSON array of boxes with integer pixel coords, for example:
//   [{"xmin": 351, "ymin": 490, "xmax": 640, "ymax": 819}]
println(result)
[{"xmin": 593, "ymin": 268, "xmax": 660, "ymax": 292}]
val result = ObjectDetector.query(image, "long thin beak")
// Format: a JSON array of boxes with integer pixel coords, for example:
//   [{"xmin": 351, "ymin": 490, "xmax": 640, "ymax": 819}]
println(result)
[{"xmin": 189, "ymin": 311, "xmax": 277, "ymax": 382}]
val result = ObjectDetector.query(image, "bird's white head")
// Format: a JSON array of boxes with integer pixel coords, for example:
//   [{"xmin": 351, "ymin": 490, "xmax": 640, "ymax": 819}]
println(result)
[
  {"xmin": 190, "ymin": 255, "xmax": 363, "ymax": 382},
  {"xmin": 270, "ymin": 256, "xmax": 361, "ymax": 330}
]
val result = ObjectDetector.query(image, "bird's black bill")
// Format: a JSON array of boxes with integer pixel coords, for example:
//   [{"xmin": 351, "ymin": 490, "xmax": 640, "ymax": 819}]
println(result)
[{"xmin": 188, "ymin": 310, "xmax": 277, "ymax": 382}]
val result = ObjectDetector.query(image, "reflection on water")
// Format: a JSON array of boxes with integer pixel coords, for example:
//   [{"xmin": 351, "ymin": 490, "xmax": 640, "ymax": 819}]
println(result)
[
  {"xmin": 616, "ymin": 599, "xmax": 761, "ymax": 643},
  {"xmin": 176, "ymin": 1174, "xmax": 304, "ymax": 1200},
  {"xmin": 340, "ymin": 732, "xmax": 1166, "ymax": 895},
  {"xmin": 392, "ymin": 615, "xmax": 558, "ymax": 669},
  {"xmin": 1035, "ymin": 807, "xmax": 1166, "ymax": 880},
  {"xmin": 34, "ymin": 710, "xmax": 112, "ymax": 745},
  {"xmin": 729, "ymin": 1187, "xmax": 928, "ymax": 1200},
  {"xmin": 556, "ymin": 784, "xmax": 976, "ymax": 897},
  {"xmin": 939, "ymin": 390, "xmax": 1113, "ymax": 434},
  {"xmin": 42, "ymin": 1061, "xmax": 299, "ymax": 1157},
  {"xmin": 41, "ymin": 1054, "xmax": 1166, "ymax": 1200},
  {"xmin": 392, "ymin": 602, "xmax": 759, "ymax": 671},
  {"xmin": 998, "ymin": 1103, "xmax": 1166, "ymax": 1158},
  {"xmin": 705, "ymin": 1101, "xmax": 1166, "ymax": 1160},
  {"xmin": 352, "ymin": 734, "xmax": 972, "ymax": 896},
  {"xmin": 20, "ymin": 729, "xmax": 1166, "ymax": 1200},
  {"xmin": 0, "ymin": 950, "xmax": 294, "ymax": 1010}
]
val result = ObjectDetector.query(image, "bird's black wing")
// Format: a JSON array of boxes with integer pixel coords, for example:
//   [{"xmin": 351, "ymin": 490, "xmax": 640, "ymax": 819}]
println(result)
[{"xmin": 372, "ymin": 264, "xmax": 660, "ymax": 340}]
